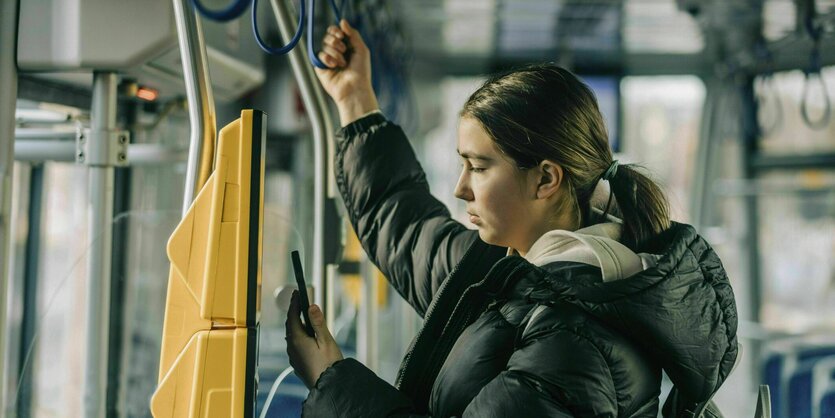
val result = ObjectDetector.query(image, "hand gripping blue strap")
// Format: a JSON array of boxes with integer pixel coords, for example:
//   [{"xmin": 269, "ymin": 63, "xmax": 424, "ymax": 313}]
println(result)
[{"xmin": 308, "ymin": 0, "xmax": 344, "ymax": 69}]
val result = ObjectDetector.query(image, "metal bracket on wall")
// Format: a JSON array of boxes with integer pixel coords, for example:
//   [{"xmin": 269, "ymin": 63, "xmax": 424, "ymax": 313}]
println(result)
[{"xmin": 76, "ymin": 127, "xmax": 130, "ymax": 166}]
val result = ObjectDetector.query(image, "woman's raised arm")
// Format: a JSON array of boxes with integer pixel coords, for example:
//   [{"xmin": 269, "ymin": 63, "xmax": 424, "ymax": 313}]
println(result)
[{"xmin": 313, "ymin": 21, "xmax": 503, "ymax": 316}]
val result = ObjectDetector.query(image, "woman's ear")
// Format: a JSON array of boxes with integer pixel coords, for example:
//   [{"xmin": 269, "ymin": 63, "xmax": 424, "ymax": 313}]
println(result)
[{"xmin": 535, "ymin": 160, "xmax": 563, "ymax": 200}]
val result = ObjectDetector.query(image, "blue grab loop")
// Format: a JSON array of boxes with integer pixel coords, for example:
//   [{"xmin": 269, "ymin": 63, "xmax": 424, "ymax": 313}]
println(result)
[
  {"xmin": 252, "ymin": 0, "xmax": 305, "ymax": 55},
  {"xmin": 329, "ymin": 0, "xmax": 344, "ymax": 23},
  {"xmin": 194, "ymin": 0, "xmax": 347, "ymax": 69},
  {"xmin": 308, "ymin": 0, "xmax": 344, "ymax": 69},
  {"xmin": 191, "ymin": 0, "xmax": 251, "ymax": 22}
]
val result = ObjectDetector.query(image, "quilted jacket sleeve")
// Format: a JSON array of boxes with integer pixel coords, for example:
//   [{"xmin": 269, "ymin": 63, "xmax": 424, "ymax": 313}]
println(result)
[
  {"xmin": 302, "ymin": 359, "xmax": 421, "ymax": 417},
  {"xmin": 302, "ymin": 359, "xmax": 577, "ymax": 418},
  {"xmin": 301, "ymin": 308, "xmax": 620, "ymax": 418},
  {"xmin": 335, "ymin": 113, "xmax": 479, "ymax": 317}
]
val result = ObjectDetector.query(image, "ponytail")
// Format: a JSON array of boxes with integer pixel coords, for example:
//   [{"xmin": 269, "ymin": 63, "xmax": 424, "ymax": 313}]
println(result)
[{"xmin": 607, "ymin": 164, "xmax": 671, "ymax": 250}]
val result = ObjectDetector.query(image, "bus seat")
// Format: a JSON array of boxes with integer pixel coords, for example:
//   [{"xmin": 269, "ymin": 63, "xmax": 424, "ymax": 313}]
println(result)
[{"xmin": 762, "ymin": 338, "xmax": 835, "ymax": 418}]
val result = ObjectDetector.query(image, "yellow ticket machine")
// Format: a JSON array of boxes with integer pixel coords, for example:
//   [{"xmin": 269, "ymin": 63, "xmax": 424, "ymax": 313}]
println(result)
[{"xmin": 151, "ymin": 110, "xmax": 265, "ymax": 418}]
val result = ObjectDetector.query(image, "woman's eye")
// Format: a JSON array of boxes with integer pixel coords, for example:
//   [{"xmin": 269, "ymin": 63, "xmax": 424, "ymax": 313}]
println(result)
[{"xmin": 468, "ymin": 167, "xmax": 485, "ymax": 173}]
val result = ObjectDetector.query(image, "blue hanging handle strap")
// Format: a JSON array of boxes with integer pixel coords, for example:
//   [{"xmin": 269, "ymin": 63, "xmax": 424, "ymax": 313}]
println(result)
[
  {"xmin": 193, "ymin": 0, "xmax": 348, "ymax": 69},
  {"xmin": 328, "ymin": 0, "xmax": 344, "ymax": 23},
  {"xmin": 251, "ymin": 0, "xmax": 305, "ymax": 55},
  {"xmin": 191, "ymin": 0, "xmax": 251, "ymax": 22},
  {"xmin": 308, "ymin": 0, "xmax": 345, "ymax": 69}
]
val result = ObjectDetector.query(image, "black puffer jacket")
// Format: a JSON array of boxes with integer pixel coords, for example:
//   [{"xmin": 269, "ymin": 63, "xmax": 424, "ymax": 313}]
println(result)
[{"xmin": 302, "ymin": 113, "xmax": 739, "ymax": 417}]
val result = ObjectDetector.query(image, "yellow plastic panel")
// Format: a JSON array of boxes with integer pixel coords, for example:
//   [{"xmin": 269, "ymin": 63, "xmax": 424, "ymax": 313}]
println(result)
[
  {"xmin": 151, "ymin": 329, "xmax": 251, "ymax": 418},
  {"xmin": 153, "ymin": 110, "xmax": 265, "ymax": 418},
  {"xmin": 157, "ymin": 168, "xmax": 221, "ymax": 379},
  {"xmin": 157, "ymin": 263, "xmax": 212, "ymax": 382},
  {"xmin": 200, "ymin": 111, "xmax": 263, "ymax": 327}
]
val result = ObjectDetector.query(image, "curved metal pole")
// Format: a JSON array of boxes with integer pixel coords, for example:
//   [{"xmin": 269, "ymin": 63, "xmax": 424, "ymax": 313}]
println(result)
[
  {"xmin": 0, "ymin": 0, "xmax": 20, "ymax": 413},
  {"xmin": 270, "ymin": 0, "xmax": 338, "ymax": 325},
  {"xmin": 172, "ymin": 0, "xmax": 217, "ymax": 216}
]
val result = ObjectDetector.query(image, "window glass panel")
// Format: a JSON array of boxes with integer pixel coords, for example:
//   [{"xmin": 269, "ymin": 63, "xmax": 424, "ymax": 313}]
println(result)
[
  {"xmin": 757, "ymin": 171, "xmax": 835, "ymax": 330},
  {"xmin": 583, "ymin": 76, "xmax": 620, "ymax": 151},
  {"xmin": 621, "ymin": 75, "xmax": 706, "ymax": 222},
  {"xmin": 25, "ymin": 164, "xmax": 89, "ymax": 417}
]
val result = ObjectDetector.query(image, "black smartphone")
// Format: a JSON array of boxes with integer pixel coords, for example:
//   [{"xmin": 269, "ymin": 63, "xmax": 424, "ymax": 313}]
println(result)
[{"xmin": 291, "ymin": 250, "xmax": 316, "ymax": 337}]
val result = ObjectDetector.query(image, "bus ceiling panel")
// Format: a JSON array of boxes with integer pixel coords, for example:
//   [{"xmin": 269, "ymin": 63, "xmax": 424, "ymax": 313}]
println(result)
[
  {"xmin": 763, "ymin": 0, "xmax": 835, "ymax": 42},
  {"xmin": 398, "ymin": 0, "xmax": 711, "ymax": 75},
  {"xmin": 16, "ymin": 0, "xmax": 264, "ymax": 103},
  {"xmin": 411, "ymin": 52, "xmax": 709, "ymax": 78},
  {"xmin": 625, "ymin": 0, "xmax": 703, "ymax": 54},
  {"xmin": 399, "ymin": 0, "xmax": 835, "ymax": 76},
  {"xmin": 401, "ymin": 0, "xmax": 625, "ymax": 58}
]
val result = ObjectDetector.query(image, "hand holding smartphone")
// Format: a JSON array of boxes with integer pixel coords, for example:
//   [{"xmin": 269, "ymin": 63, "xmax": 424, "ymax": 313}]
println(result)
[{"xmin": 291, "ymin": 250, "xmax": 316, "ymax": 338}]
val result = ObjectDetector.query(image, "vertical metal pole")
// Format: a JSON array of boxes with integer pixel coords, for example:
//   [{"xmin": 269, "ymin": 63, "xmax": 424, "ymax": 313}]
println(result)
[
  {"xmin": 83, "ymin": 71, "xmax": 118, "ymax": 418},
  {"xmin": 172, "ymin": 0, "xmax": 217, "ymax": 216},
  {"xmin": 0, "ymin": 0, "xmax": 20, "ymax": 413},
  {"xmin": 270, "ymin": 0, "xmax": 338, "ymax": 327},
  {"xmin": 16, "ymin": 166, "xmax": 42, "ymax": 418},
  {"xmin": 690, "ymin": 77, "xmax": 717, "ymax": 229},
  {"xmin": 109, "ymin": 102, "xmax": 137, "ymax": 418},
  {"xmin": 740, "ymin": 75, "xmax": 763, "ymax": 385},
  {"xmin": 740, "ymin": 77, "xmax": 763, "ymax": 322}
]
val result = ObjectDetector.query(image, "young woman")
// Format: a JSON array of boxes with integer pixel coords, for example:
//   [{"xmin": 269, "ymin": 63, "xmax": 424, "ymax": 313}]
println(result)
[{"xmin": 285, "ymin": 20, "xmax": 739, "ymax": 417}]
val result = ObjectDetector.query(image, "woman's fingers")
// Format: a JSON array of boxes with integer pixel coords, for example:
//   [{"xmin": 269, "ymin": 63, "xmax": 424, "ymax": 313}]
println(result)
[
  {"xmin": 327, "ymin": 25, "xmax": 343, "ymax": 39},
  {"xmin": 308, "ymin": 304, "xmax": 335, "ymax": 346},
  {"xmin": 339, "ymin": 19, "xmax": 354, "ymax": 37},
  {"xmin": 313, "ymin": 18, "xmax": 376, "ymax": 114},
  {"xmin": 339, "ymin": 19, "xmax": 364, "ymax": 51},
  {"xmin": 323, "ymin": 33, "xmax": 347, "ymax": 53},
  {"xmin": 321, "ymin": 45, "xmax": 347, "ymax": 67},
  {"xmin": 318, "ymin": 52, "xmax": 339, "ymax": 69}
]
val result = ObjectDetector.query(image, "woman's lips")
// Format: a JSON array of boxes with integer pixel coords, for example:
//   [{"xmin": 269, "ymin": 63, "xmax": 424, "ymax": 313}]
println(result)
[{"xmin": 468, "ymin": 214, "xmax": 481, "ymax": 225}]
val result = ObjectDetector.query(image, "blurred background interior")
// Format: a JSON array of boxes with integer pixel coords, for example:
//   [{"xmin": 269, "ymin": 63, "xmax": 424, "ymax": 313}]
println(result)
[{"xmin": 2, "ymin": 0, "xmax": 835, "ymax": 417}]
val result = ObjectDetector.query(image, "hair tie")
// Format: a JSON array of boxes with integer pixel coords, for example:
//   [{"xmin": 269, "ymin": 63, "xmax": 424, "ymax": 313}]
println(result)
[
  {"xmin": 600, "ymin": 160, "xmax": 619, "ymax": 221},
  {"xmin": 602, "ymin": 160, "xmax": 619, "ymax": 181}
]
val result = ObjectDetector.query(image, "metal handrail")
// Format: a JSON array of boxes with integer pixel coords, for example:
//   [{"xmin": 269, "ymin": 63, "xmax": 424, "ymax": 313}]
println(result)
[
  {"xmin": 13, "ymin": 141, "xmax": 188, "ymax": 165},
  {"xmin": 0, "ymin": 0, "xmax": 20, "ymax": 413},
  {"xmin": 172, "ymin": 0, "xmax": 217, "ymax": 216},
  {"xmin": 271, "ymin": 0, "xmax": 338, "ymax": 326}
]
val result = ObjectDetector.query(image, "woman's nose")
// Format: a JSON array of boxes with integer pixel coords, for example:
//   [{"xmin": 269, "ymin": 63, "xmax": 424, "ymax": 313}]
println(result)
[{"xmin": 454, "ymin": 174, "xmax": 473, "ymax": 201}]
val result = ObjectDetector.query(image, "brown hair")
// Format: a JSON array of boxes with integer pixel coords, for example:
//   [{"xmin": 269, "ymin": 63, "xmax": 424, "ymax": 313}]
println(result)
[{"xmin": 460, "ymin": 64, "xmax": 671, "ymax": 250}]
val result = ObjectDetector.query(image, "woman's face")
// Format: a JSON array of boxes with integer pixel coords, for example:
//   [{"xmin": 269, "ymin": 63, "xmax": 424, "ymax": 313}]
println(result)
[{"xmin": 454, "ymin": 117, "xmax": 542, "ymax": 251}]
